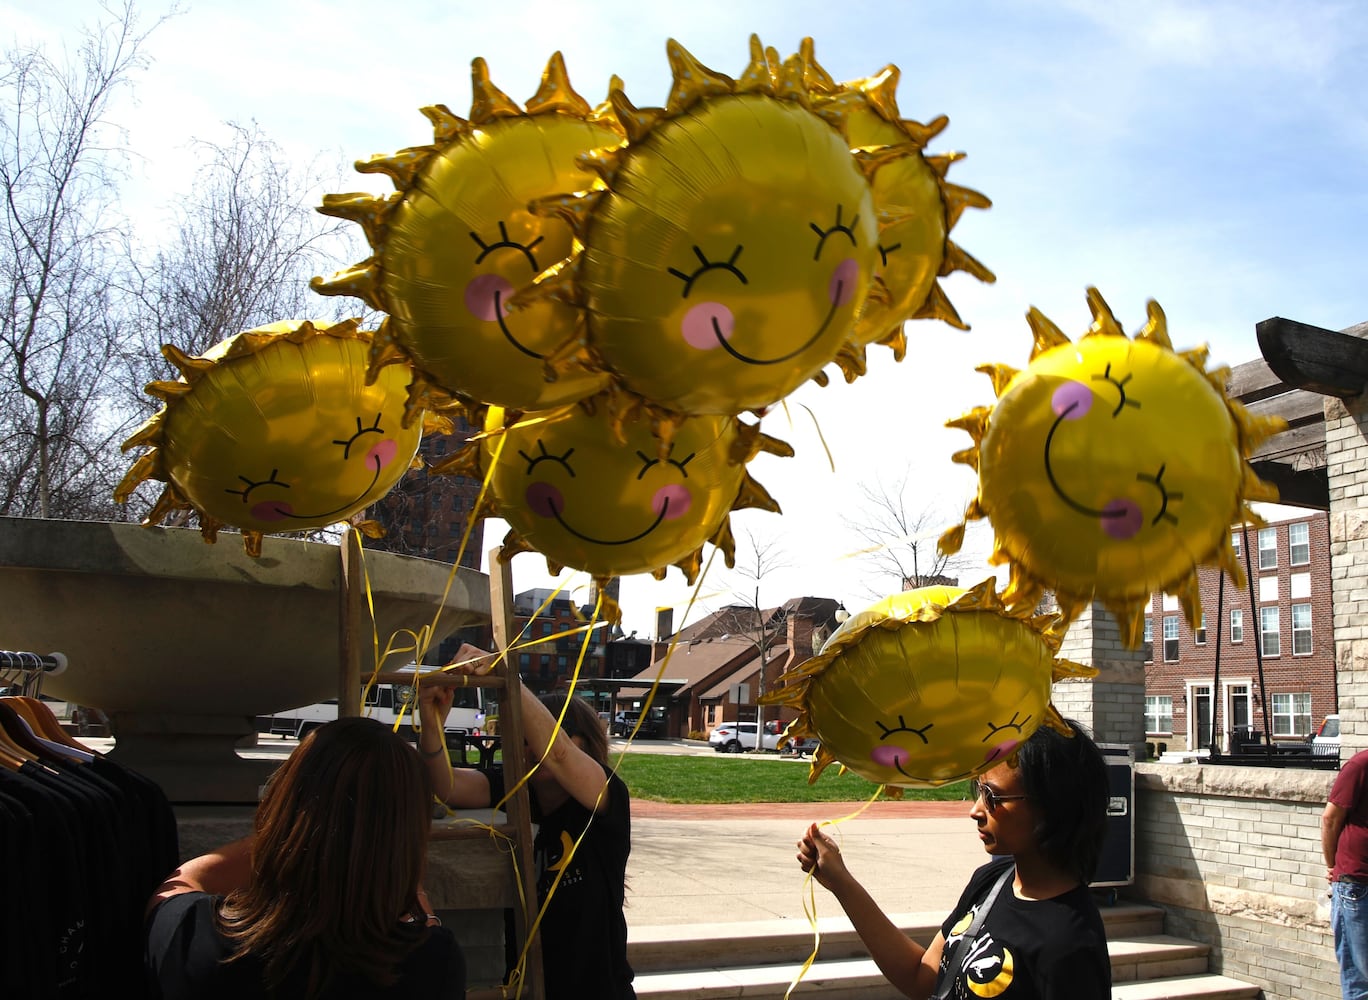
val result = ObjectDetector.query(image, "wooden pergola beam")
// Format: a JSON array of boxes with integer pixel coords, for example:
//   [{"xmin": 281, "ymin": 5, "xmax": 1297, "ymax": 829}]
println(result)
[{"xmin": 1256, "ymin": 317, "xmax": 1368, "ymax": 399}]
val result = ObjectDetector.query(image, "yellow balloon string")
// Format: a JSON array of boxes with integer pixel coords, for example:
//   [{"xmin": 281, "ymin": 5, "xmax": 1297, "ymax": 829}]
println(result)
[{"xmin": 783, "ymin": 784, "xmax": 887, "ymax": 999}]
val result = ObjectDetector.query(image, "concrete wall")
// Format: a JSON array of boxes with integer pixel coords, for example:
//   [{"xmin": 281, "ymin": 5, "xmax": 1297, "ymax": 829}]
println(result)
[{"xmin": 1133, "ymin": 762, "xmax": 1337, "ymax": 999}]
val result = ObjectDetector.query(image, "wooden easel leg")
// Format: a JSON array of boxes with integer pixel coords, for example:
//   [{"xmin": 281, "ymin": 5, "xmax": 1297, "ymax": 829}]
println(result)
[{"xmin": 488, "ymin": 547, "xmax": 546, "ymax": 1000}]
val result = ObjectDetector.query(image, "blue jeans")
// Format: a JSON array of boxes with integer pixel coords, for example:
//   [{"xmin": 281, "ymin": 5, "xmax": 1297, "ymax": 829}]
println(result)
[{"xmin": 1334, "ymin": 881, "xmax": 1368, "ymax": 999}]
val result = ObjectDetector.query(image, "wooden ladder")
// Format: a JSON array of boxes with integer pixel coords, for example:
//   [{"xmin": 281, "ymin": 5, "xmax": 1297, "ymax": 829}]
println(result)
[{"xmin": 347, "ymin": 536, "xmax": 545, "ymax": 1000}]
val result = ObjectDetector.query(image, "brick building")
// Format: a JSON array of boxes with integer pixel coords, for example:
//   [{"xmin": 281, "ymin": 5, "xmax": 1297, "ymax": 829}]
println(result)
[
  {"xmin": 1141, "ymin": 510, "xmax": 1335, "ymax": 753},
  {"xmin": 363, "ymin": 425, "xmax": 485, "ymax": 573}
]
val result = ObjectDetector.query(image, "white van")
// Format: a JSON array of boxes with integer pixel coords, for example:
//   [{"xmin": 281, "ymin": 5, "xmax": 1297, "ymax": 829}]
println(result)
[{"xmin": 256, "ymin": 669, "xmax": 488, "ymax": 740}]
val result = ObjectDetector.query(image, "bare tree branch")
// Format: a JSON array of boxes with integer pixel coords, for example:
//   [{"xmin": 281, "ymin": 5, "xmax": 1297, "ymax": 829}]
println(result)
[{"xmin": 841, "ymin": 464, "xmax": 966, "ymax": 599}]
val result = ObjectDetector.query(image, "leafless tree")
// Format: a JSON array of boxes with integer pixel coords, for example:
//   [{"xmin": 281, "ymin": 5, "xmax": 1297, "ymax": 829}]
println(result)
[
  {"xmin": 710, "ymin": 527, "xmax": 793, "ymax": 740},
  {"xmin": 842, "ymin": 465, "xmax": 967, "ymax": 599},
  {"xmin": 0, "ymin": 2, "xmax": 164, "ymax": 518},
  {"xmin": 110, "ymin": 121, "xmax": 372, "ymax": 526},
  {"xmin": 117, "ymin": 121, "xmax": 363, "ymax": 418}
]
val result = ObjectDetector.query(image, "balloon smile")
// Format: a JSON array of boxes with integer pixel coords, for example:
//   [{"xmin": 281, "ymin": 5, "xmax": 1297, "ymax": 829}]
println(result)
[
  {"xmin": 495, "ymin": 287, "xmax": 544, "ymax": 361},
  {"xmin": 1043, "ymin": 405, "xmax": 1180, "ymax": 537},
  {"xmin": 251, "ymin": 458, "xmax": 385, "ymax": 523},
  {"xmin": 712, "ymin": 282, "xmax": 845, "ymax": 366},
  {"xmin": 546, "ymin": 495, "xmax": 671, "ymax": 546}
]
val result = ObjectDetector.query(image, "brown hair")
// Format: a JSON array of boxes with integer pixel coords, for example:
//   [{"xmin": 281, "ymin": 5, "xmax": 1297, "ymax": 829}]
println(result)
[
  {"xmin": 540, "ymin": 693, "xmax": 609, "ymax": 765},
  {"xmin": 218, "ymin": 717, "xmax": 434, "ymax": 997}
]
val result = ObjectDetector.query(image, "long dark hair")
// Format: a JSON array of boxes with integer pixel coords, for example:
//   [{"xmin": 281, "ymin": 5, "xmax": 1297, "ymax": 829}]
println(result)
[
  {"xmin": 218, "ymin": 717, "xmax": 434, "ymax": 997},
  {"xmin": 1016, "ymin": 718, "xmax": 1109, "ymax": 883},
  {"xmin": 539, "ymin": 693, "xmax": 609, "ymax": 765}
]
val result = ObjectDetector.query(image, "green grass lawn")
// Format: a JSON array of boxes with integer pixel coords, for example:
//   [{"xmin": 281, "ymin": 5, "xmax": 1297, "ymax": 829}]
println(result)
[{"xmin": 611, "ymin": 752, "xmax": 973, "ymax": 804}]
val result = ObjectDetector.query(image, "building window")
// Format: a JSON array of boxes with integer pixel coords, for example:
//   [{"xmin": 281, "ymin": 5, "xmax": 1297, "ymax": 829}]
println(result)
[
  {"xmin": 1259, "ymin": 576, "xmax": 1279, "ymax": 602},
  {"xmin": 1163, "ymin": 615, "xmax": 1180, "ymax": 662},
  {"xmin": 1289, "ymin": 522, "xmax": 1310, "ymax": 566},
  {"xmin": 1231, "ymin": 531, "xmax": 1242, "ymax": 561},
  {"xmin": 1195, "ymin": 613, "xmax": 1206, "ymax": 645},
  {"xmin": 1292, "ymin": 603, "xmax": 1313, "ymax": 655},
  {"xmin": 518, "ymin": 653, "xmax": 531, "ymax": 670},
  {"xmin": 1258, "ymin": 527, "xmax": 1277, "ymax": 570},
  {"xmin": 1143, "ymin": 618, "xmax": 1153, "ymax": 662},
  {"xmin": 1271, "ymin": 692, "xmax": 1311, "ymax": 737},
  {"xmin": 1260, "ymin": 605, "xmax": 1280, "ymax": 656},
  {"xmin": 557, "ymin": 655, "xmax": 568, "ymax": 670},
  {"xmin": 1230, "ymin": 608, "xmax": 1243, "ymax": 643},
  {"xmin": 1145, "ymin": 695, "xmax": 1173, "ymax": 735}
]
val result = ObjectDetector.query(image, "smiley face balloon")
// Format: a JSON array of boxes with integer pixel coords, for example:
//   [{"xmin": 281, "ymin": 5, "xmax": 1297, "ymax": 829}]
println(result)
[
  {"xmin": 312, "ymin": 52, "xmax": 619, "ymax": 414},
  {"xmin": 525, "ymin": 37, "xmax": 878, "ymax": 429},
  {"xmin": 939, "ymin": 288, "xmax": 1287, "ymax": 645},
  {"xmin": 439, "ymin": 397, "xmax": 792, "ymax": 590},
  {"xmin": 761, "ymin": 580, "xmax": 1095, "ymax": 788},
  {"xmin": 115, "ymin": 319, "xmax": 429, "ymax": 556},
  {"xmin": 798, "ymin": 39, "xmax": 994, "ymax": 378}
]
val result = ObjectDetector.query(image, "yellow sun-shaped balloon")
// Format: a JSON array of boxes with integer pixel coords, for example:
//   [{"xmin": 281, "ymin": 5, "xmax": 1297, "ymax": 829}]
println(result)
[
  {"xmin": 798, "ymin": 38, "xmax": 995, "ymax": 379},
  {"xmin": 115, "ymin": 319, "xmax": 439, "ymax": 556},
  {"xmin": 939, "ymin": 287, "xmax": 1287, "ymax": 645},
  {"xmin": 523, "ymin": 36, "xmax": 879, "ymax": 435},
  {"xmin": 311, "ymin": 52, "xmax": 621, "ymax": 417},
  {"xmin": 435, "ymin": 396, "xmax": 791, "ymax": 597},
  {"xmin": 762, "ymin": 580, "xmax": 1096, "ymax": 789}
]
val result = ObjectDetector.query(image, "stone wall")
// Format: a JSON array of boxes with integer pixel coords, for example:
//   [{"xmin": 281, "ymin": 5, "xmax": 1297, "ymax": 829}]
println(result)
[
  {"xmin": 1133, "ymin": 761, "xmax": 1337, "ymax": 999},
  {"xmin": 1054, "ymin": 602, "xmax": 1147, "ymax": 759},
  {"xmin": 1326, "ymin": 387, "xmax": 1368, "ymax": 757}
]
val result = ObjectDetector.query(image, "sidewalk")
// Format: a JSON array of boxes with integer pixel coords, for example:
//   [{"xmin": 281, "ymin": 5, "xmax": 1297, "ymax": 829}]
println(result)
[{"xmin": 625, "ymin": 799, "xmax": 985, "ymax": 928}]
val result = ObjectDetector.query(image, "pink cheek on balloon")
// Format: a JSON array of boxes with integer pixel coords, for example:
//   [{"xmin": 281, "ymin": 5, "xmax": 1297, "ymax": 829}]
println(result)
[
  {"xmin": 1103, "ymin": 498, "xmax": 1145, "ymax": 539},
  {"xmin": 367, "ymin": 439, "xmax": 398, "ymax": 469},
  {"xmin": 465, "ymin": 273, "xmax": 515, "ymax": 322},
  {"xmin": 681, "ymin": 301, "xmax": 733, "ymax": 350},
  {"xmin": 983, "ymin": 739, "xmax": 1020, "ymax": 765},
  {"xmin": 1051, "ymin": 381, "xmax": 1093, "ymax": 418},
  {"xmin": 251, "ymin": 500, "xmax": 293, "ymax": 523},
  {"xmin": 525, "ymin": 481, "xmax": 564, "ymax": 519},
  {"xmin": 828, "ymin": 258, "xmax": 859, "ymax": 306},
  {"xmin": 871, "ymin": 744, "xmax": 912, "ymax": 769},
  {"xmin": 652, "ymin": 484, "xmax": 692, "ymax": 521}
]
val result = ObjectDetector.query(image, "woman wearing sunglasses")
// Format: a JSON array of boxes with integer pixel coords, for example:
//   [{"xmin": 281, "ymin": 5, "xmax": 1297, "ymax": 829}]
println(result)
[{"xmin": 796, "ymin": 718, "xmax": 1111, "ymax": 999}]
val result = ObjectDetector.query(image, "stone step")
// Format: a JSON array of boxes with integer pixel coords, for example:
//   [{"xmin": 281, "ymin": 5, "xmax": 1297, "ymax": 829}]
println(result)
[
  {"xmin": 629, "ymin": 904, "xmax": 1165, "ymax": 976},
  {"xmin": 634, "ymin": 960, "xmax": 1262, "ymax": 1000},
  {"xmin": 628, "ymin": 905, "xmax": 1265, "ymax": 1000},
  {"xmin": 1111, "ymin": 974, "xmax": 1264, "ymax": 999}
]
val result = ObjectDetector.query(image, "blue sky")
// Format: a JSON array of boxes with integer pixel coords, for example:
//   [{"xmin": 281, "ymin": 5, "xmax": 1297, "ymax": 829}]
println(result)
[{"xmin": 8, "ymin": 0, "xmax": 1366, "ymax": 637}]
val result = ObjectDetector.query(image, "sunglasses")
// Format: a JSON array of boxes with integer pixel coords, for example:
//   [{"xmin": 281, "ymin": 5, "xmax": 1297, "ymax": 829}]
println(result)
[{"xmin": 971, "ymin": 779, "xmax": 1029, "ymax": 813}]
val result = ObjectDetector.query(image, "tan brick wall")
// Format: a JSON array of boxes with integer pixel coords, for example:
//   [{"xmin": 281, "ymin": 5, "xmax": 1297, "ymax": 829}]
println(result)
[{"xmin": 1135, "ymin": 762, "xmax": 1338, "ymax": 999}]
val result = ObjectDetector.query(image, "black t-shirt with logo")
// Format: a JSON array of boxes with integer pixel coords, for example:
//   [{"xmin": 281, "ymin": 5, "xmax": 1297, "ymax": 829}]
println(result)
[
  {"xmin": 487, "ymin": 764, "xmax": 635, "ymax": 1000},
  {"xmin": 937, "ymin": 858, "xmax": 1110, "ymax": 999}
]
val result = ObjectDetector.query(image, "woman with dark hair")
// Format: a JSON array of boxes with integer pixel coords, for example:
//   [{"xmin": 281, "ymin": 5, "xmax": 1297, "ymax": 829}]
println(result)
[
  {"xmin": 797, "ymin": 718, "xmax": 1111, "ymax": 999},
  {"xmin": 145, "ymin": 717, "xmax": 465, "ymax": 1000},
  {"xmin": 417, "ymin": 644, "xmax": 633, "ymax": 1000}
]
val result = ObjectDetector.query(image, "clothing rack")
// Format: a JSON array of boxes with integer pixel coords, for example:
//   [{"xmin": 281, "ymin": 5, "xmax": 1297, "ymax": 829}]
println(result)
[{"xmin": 0, "ymin": 650, "xmax": 67, "ymax": 699}]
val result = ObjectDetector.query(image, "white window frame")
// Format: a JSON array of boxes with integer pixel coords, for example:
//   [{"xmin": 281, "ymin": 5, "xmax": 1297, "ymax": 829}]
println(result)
[
  {"xmin": 1163, "ymin": 615, "xmax": 1180, "ymax": 662},
  {"xmin": 1258, "ymin": 527, "xmax": 1277, "ymax": 570},
  {"xmin": 1260, "ymin": 605, "xmax": 1281, "ymax": 657},
  {"xmin": 1289, "ymin": 522, "xmax": 1310, "ymax": 566},
  {"xmin": 1230, "ymin": 608, "xmax": 1243, "ymax": 643},
  {"xmin": 1271, "ymin": 691, "xmax": 1311, "ymax": 737},
  {"xmin": 1145, "ymin": 695, "xmax": 1174, "ymax": 735},
  {"xmin": 1231, "ymin": 531, "xmax": 1242, "ymax": 561},
  {"xmin": 1292, "ymin": 602, "xmax": 1313, "ymax": 656},
  {"xmin": 1143, "ymin": 617, "xmax": 1153, "ymax": 662},
  {"xmin": 1195, "ymin": 612, "xmax": 1207, "ymax": 646}
]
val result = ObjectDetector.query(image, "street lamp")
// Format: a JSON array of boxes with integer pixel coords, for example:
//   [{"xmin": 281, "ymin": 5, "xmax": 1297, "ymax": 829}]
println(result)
[{"xmin": 834, "ymin": 602, "xmax": 850, "ymax": 624}]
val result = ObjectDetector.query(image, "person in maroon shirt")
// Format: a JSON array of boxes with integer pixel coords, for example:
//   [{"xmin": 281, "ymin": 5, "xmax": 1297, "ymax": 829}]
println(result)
[{"xmin": 1323, "ymin": 748, "xmax": 1368, "ymax": 998}]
